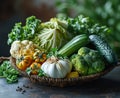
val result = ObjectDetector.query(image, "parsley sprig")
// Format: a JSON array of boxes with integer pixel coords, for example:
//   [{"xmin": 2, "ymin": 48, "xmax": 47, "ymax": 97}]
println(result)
[{"xmin": 0, "ymin": 61, "xmax": 19, "ymax": 83}]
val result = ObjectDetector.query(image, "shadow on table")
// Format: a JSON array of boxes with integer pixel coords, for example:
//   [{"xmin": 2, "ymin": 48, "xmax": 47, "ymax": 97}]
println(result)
[
  {"xmin": 19, "ymin": 67, "xmax": 120, "ymax": 97},
  {"xmin": 28, "ymin": 67, "xmax": 120, "ymax": 95},
  {"xmin": 29, "ymin": 78, "xmax": 120, "ymax": 96}
]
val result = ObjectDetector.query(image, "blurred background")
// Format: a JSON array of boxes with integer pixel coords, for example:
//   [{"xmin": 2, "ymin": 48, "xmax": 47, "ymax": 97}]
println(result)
[{"xmin": 0, "ymin": 0, "xmax": 120, "ymax": 57}]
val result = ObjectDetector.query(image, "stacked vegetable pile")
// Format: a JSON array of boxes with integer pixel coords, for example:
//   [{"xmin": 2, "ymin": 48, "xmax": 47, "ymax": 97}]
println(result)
[{"xmin": 8, "ymin": 15, "xmax": 118, "ymax": 79}]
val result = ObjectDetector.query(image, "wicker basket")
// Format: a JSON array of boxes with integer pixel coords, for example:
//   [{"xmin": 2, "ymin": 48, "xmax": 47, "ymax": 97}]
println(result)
[{"xmin": 1, "ymin": 57, "xmax": 119, "ymax": 87}]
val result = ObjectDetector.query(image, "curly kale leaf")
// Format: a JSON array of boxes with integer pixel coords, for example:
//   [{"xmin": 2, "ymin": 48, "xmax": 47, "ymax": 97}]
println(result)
[
  {"xmin": 7, "ymin": 16, "xmax": 41, "ymax": 45},
  {"xmin": 67, "ymin": 15, "xmax": 110, "ymax": 36},
  {"xmin": 0, "ymin": 61, "xmax": 19, "ymax": 83}
]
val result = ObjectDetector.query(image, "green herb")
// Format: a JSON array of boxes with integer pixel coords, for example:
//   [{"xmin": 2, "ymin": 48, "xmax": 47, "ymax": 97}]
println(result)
[
  {"xmin": 47, "ymin": 48, "xmax": 67, "ymax": 59},
  {"xmin": 67, "ymin": 15, "xmax": 110, "ymax": 36},
  {"xmin": 0, "ymin": 61, "xmax": 19, "ymax": 83},
  {"xmin": 26, "ymin": 67, "xmax": 45, "ymax": 77},
  {"xmin": 47, "ymin": 48, "xmax": 58, "ymax": 57},
  {"xmin": 26, "ymin": 67, "xmax": 31, "ymax": 75},
  {"xmin": 6, "ymin": 75, "xmax": 18, "ymax": 84},
  {"xmin": 38, "ymin": 69, "xmax": 45, "ymax": 77},
  {"xmin": 7, "ymin": 16, "xmax": 41, "ymax": 45}
]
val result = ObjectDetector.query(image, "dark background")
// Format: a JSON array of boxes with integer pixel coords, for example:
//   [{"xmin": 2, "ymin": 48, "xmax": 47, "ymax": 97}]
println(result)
[{"xmin": 0, "ymin": 0, "xmax": 56, "ymax": 56}]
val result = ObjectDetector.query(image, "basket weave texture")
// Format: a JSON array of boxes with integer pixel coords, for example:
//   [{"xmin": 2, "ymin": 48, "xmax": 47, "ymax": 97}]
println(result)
[{"xmin": 0, "ymin": 57, "xmax": 117, "ymax": 87}]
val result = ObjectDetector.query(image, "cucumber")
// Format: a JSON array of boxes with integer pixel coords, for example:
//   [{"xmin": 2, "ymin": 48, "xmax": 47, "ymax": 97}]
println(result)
[
  {"xmin": 89, "ymin": 34, "xmax": 118, "ymax": 65},
  {"xmin": 58, "ymin": 34, "xmax": 89, "ymax": 57}
]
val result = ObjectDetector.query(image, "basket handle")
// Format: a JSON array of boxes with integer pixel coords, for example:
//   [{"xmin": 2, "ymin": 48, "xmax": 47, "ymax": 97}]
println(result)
[{"xmin": 0, "ymin": 57, "xmax": 10, "ymax": 63}]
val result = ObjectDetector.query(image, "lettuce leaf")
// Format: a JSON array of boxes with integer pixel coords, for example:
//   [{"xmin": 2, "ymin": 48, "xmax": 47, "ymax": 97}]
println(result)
[{"xmin": 36, "ymin": 18, "xmax": 72, "ymax": 51}]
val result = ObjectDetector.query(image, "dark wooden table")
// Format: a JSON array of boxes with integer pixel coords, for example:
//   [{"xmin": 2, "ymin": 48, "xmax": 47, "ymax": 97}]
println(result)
[{"xmin": 0, "ymin": 66, "xmax": 120, "ymax": 98}]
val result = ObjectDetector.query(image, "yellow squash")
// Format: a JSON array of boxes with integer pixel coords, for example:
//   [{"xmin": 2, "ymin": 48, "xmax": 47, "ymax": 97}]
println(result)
[{"xmin": 16, "ymin": 55, "xmax": 33, "ymax": 71}]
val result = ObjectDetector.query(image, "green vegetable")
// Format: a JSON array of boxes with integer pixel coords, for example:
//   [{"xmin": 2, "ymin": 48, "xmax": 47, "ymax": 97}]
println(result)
[
  {"xmin": 8, "ymin": 16, "xmax": 74, "ymax": 51},
  {"xmin": 89, "ymin": 34, "xmax": 118, "ymax": 65},
  {"xmin": 67, "ymin": 15, "xmax": 110, "ymax": 36},
  {"xmin": 6, "ymin": 75, "xmax": 18, "ymax": 84},
  {"xmin": 38, "ymin": 69, "xmax": 45, "ymax": 77},
  {"xmin": 8, "ymin": 16, "xmax": 41, "ymax": 45},
  {"xmin": 58, "ymin": 34, "xmax": 89, "ymax": 57},
  {"xmin": 47, "ymin": 48, "xmax": 66, "ymax": 59},
  {"xmin": 37, "ymin": 18, "xmax": 72, "ymax": 51},
  {"xmin": 55, "ymin": 0, "xmax": 120, "ymax": 58},
  {"xmin": 26, "ymin": 67, "xmax": 31, "ymax": 75},
  {"xmin": 0, "ymin": 61, "xmax": 19, "ymax": 83},
  {"xmin": 71, "ymin": 55, "xmax": 88, "ymax": 75},
  {"xmin": 71, "ymin": 47, "xmax": 105, "ymax": 75}
]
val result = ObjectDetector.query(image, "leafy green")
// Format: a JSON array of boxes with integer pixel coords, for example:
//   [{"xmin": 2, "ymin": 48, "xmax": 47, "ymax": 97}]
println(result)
[
  {"xmin": 26, "ymin": 67, "xmax": 45, "ymax": 77},
  {"xmin": 55, "ymin": 0, "xmax": 120, "ymax": 57},
  {"xmin": 47, "ymin": 48, "xmax": 67, "ymax": 59},
  {"xmin": 26, "ymin": 67, "xmax": 31, "ymax": 75},
  {"xmin": 6, "ymin": 75, "xmax": 18, "ymax": 84},
  {"xmin": 8, "ymin": 15, "xmax": 110, "ymax": 56},
  {"xmin": 37, "ymin": 18, "xmax": 72, "ymax": 51},
  {"xmin": 8, "ymin": 16, "xmax": 73, "ymax": 52},
  {"xmin": 7, "ymin": 23, "xmax": 23, "ymax": 45},
  {"xmin": 38, "ymin": 69, "xmax": 45, "ymax": 77},
  {"xmin": 47, "ymin": 48, "xmax": 58, "ymax": 57},
  {"xmin": 67, "ymin": 15, "xmax": 110, "ymax": 36},
  {"xmin": 0, "ymin": 61, "xmax": 19, "ymax": 83},
  {"xmin": 8, "ymin": 16, "xmax": 41, "ymax": 45}
]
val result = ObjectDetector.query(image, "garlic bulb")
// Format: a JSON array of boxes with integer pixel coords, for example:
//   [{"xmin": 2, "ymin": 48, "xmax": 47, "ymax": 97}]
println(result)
[{"xmin": 41, "ymin": 56, "xmax": 72, "ymax": 78}]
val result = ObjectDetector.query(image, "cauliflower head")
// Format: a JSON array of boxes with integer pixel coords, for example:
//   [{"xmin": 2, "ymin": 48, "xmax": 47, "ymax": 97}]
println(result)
[{"xmin": 10, "ymin": 40, "xmax": 36, "ymax": 59}]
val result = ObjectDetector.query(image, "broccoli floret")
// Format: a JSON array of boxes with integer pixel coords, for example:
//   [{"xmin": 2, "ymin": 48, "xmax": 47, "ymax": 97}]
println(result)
[
  {"xmin": 78, "ymin": 47, "xmax": 90, "ymax": 56},
  {"xmin": 71, "ymin": 47, "xmax": 105, "ymax": 76},
  {"xmin": 71, "ymin": 55, "xmax": 88, "ymax": 75},
  {"xmin": 92, "ymin": 60, "xmax": 105, "ymax": 72}
]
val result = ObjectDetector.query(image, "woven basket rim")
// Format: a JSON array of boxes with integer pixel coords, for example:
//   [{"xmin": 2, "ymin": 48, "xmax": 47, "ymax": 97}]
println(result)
[
  {"xmin": 10, "ymin": 57, "xmax": 116, "ymax": 79},
  {"xmin": 1, "ymin": 56, "xmax": 118, "ymax": 87}
]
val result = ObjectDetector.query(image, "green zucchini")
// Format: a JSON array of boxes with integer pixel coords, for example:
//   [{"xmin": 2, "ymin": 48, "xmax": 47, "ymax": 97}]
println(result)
[
  {"xmin": 58, "ymin": 34, "xmax": 89, "ymax": 57},
  {"xmin": 89, "ymin": 34, "xmax": 118, "ymax": 65}
]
